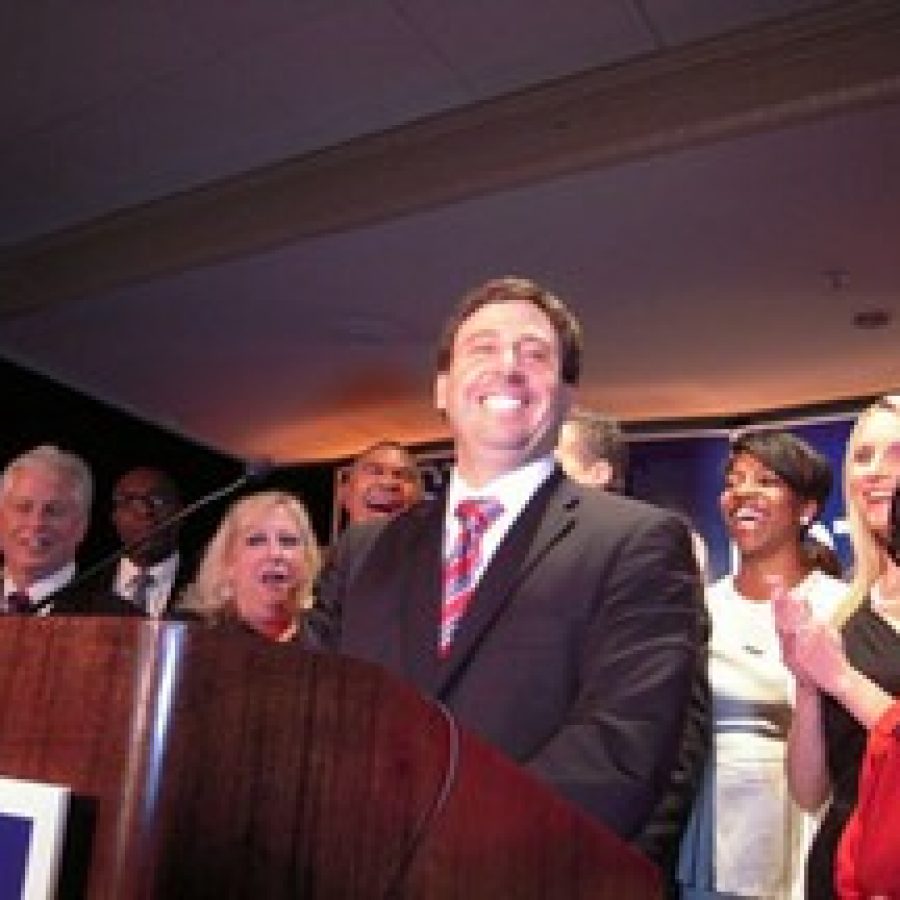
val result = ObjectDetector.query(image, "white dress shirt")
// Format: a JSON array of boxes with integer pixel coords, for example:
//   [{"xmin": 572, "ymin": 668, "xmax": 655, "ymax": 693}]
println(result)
[
  {"xmin": 114, "ymin": 553, "xmax": 180, "ymax": 617},
  {"xmin": 2, "ymin": 562, "xmax": 77, "ymax": 615},
  {"xmin": 443, "ymin": 456, "xmax": 556, "ymax": 588}
]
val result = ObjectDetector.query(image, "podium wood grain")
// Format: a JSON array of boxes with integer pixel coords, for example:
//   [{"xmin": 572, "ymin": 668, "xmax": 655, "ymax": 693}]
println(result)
[{"xmin": 0, "ymin": 618, "xmax": 660, "ymax": 899}]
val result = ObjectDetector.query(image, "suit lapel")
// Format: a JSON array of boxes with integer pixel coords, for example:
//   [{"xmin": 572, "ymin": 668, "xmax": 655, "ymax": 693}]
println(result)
[
  {"xmin": 402, "ymin": 496, "xmax": 448, "ymax": 695},
  {"xmin": 433, "ymin": 468, "xmax": 580, "ymax": 699}
]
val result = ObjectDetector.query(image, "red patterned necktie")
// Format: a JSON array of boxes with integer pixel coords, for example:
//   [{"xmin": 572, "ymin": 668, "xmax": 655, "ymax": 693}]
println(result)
[
  {"xmin": 6, "ymin": 591, "xmax": 33, "ymax": 614},
  {"xmin": 440, "ymin": 497, "xmax": 504, "ymax": 657}
]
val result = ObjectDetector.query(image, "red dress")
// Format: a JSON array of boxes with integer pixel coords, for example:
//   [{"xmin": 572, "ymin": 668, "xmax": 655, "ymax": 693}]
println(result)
[{"xmin": 836, "ymin": 698, "xmax": 900, "ymax": 898}]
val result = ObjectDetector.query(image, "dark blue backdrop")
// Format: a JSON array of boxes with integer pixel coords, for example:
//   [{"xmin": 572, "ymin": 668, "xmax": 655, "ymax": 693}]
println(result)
[{"xmin": 629, "ymin": 415, "xmax": 856, "ymax": 582}]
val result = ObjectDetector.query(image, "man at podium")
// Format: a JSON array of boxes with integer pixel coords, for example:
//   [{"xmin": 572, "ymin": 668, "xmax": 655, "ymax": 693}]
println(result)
[{"xmin": 310, "ymin": 276, "xmax": 706, "ymax": 842}]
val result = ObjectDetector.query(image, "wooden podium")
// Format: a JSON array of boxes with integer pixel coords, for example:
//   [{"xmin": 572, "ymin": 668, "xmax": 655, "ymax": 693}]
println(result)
[{"xmin": 0, "ymin": 618, "xmax": 661, "ymax": 899}]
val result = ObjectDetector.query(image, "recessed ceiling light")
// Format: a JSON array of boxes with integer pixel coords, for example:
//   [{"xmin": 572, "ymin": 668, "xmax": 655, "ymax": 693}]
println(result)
[{"xmin": 852, "ymin": 308, "xmax": 892, "ymax": 330}]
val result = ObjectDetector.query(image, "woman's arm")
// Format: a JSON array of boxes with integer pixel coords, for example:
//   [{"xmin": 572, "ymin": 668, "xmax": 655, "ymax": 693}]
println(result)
[
  {"xmin": 785, "ymin": 680, "xmax": 831, "ymax": 811},
  {"xmin": 771, "ymin": 582, "xmax": 831, "ymax": 810},
  {"xmin": 778, "ymin": 603, "xmax": 893, "ymax": 816},
  {"xmin": 774, "ymin": 582, "xmax": 894, "ymax": 808},
  {"xmin": 773, "ymin": 581, "xmax": 894, "ymax": 729}
]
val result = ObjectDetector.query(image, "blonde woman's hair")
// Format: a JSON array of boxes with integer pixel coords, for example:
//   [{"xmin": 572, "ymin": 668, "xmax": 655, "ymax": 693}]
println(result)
[
  {"xmin": 183, "ymin": 490, "xmax": 321, "ymax": 620},
  {"xmin": 833, "ymin": 395, "xmax": 900, "ymax": 626}
]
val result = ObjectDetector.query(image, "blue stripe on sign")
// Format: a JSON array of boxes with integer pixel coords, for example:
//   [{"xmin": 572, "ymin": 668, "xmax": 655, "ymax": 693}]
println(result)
[{"xmin": 0, "ymin": 812, "xmax": 32, "ymax": 900}]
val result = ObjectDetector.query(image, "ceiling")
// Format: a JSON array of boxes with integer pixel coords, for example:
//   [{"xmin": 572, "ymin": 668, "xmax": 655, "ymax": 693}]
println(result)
[{"xmin": 1, "ymin": 0, "xmax": 898, "ymax": 463}]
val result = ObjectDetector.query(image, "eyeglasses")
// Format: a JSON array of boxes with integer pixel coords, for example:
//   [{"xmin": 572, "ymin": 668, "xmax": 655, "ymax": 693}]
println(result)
[{"xmin": 113, "ymin": 492, "xmax": 170, "ymax": 513}]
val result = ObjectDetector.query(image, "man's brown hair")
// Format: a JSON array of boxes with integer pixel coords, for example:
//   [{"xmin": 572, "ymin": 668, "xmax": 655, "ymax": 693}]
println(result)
[{"xmin": 435, "ymin": 276, "xmax": 582, "ymax": 385}]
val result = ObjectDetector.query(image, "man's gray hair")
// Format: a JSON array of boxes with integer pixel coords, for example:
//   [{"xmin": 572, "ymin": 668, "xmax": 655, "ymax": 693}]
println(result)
[{"xmin": 1, "ymin": 444, "xmax": 94, "ymax": 515}]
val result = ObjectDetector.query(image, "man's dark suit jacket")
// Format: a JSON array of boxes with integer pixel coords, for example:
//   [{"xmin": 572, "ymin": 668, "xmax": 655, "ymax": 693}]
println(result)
[
  {"xmin": 310, "ymin": 467, "xmax": 707, "ymax": 841},
  {"xmin": 0, "ymin": 568, "xmax": 130, "ymax": 617},
  {"xmin": 40, "ymin": 555, "xmax": 195, "ymax": 618}
]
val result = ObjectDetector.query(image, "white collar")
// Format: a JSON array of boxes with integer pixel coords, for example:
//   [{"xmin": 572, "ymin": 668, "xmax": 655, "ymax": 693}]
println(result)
[
  {"xmin": 442, "ymin": 456, "xmax": 555, "ymax": 578},
  {"xmin": 115, "ymin": 552, "xmax": 180, "ymax": 591},
  {"xmin": 446, "ymin": 456, "xmax": 555, "ymax": 526},
  {"xmin": 3, "ymin": 562, "xmax": 77, "ymax": 605}
]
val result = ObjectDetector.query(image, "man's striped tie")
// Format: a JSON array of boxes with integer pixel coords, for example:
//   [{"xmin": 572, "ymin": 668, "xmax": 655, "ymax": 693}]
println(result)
[{"xmin": 440, "ymin": 497, "xmax": 504, "ymax": 657}]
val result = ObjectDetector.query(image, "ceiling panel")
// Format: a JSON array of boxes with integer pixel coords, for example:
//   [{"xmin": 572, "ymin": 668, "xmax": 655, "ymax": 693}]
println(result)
[
  {"xmin": 392, "ymin": 0, "xmax": 653, "ymax": 95},
  {"xmin": 6, "ymin": 0, "xmax": 835, "ymax": 246},
  {"xmin": 1, "ymin": 1, "xmax": 467, "ymax": 244},
  {"xmin": 640, "ymin": 0, "xmax": 834, "ymax": 44}
]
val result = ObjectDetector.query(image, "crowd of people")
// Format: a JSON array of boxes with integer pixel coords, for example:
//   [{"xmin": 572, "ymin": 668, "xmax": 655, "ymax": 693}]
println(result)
[{"xmin": 1, "ymin": 276, "xmax": 897, "ymax": 898}]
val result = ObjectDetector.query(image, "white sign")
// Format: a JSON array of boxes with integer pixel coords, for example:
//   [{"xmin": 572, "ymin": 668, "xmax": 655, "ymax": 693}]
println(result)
[{"xmin": 0, "ymin": 777, "xmax": 68, "ymax": 900}]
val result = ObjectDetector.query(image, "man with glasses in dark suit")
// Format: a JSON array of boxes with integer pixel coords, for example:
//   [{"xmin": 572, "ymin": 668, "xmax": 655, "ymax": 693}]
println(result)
[{"xmin": 109, "ymin": 466, "xmax": 190, "ymax": 616}]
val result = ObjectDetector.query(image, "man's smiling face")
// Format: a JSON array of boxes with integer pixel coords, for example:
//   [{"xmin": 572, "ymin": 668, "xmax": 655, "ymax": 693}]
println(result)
[
  {"xmin": 435, "ymin": 300, "xmax": 571, "ymax": 486},
  {"xmin": 0, "ymin": 464, "xmax": 87, "ymax": 586},
  {"xmin": 340, "ymin": 444, "xmax": 422, "ymax": 524}
]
